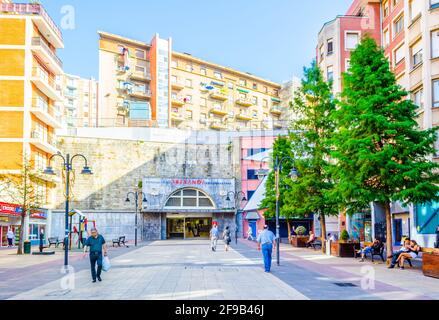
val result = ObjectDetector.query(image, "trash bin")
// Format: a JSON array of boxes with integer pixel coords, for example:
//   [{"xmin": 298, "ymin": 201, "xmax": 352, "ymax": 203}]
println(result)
[{"xmin": 24, "ymin": 241, "xmax": 31, "ymax": 254}]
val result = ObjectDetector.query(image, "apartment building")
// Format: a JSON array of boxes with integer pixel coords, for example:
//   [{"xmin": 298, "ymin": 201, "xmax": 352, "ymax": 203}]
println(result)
[
  {"xmin": 0, "ymin": 2, "xmax": 64, "ymax": 244},
  {"xmin": 316, "ymin": 0, "xmax": 439, "ymax": 247},
  {"xmin": 98, "ymin": 31, "xmax": 284, "ymax": 131},
  {"xmin": 62, "ymin": 74, "xmax": 99, "ymax": 128}
]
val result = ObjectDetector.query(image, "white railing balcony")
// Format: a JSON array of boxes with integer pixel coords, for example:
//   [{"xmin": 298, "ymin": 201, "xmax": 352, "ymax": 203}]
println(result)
[{"xmin": 31, "ymin": 37, "xmax": 63, "ymax": 74}]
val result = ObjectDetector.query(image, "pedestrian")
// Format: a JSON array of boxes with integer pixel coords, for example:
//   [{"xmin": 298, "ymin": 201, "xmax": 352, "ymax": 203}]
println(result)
[
  {"xmin": 210, "ymin": 223, "xmax": 219, "ymax": 252},
  {"xmin": 223, "ymin": 226, "xmax": 232, "ymax": 251},
  {"xmin": 39, "ymin": 228, "xmax": 45, "ymax": 253},
  {"xmin": 83, "ymin": 228, "xmax": 108, "ymax": 283},
  {"xmin": 6, "ymin": 228, "xmax": 14, "ymax": 247},
  {"xmin": 247, "ymin": 227, "xmax": 253, "ymax": 241},
  {"xmin": 257, "ymin": 225, "xmax": 277, "ymax": 273}
]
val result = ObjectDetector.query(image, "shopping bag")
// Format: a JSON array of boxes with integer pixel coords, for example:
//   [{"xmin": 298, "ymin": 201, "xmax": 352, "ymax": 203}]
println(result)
[{"xmin": 102, "ymin": 256, "xmax": 111, "ymax": 272}]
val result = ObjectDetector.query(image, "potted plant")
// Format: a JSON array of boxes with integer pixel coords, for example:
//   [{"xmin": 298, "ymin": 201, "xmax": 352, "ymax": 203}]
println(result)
[
  {"xmin": 340, "ymin": 230, "xmax": 350, "ymax": 243},
  {"xmin": 291, "ymin": 226, "xmax": 309, "ymax": 248},
  {"xmin": 330, "ymin": 230, "xmax": 360, "ymax": 257}
]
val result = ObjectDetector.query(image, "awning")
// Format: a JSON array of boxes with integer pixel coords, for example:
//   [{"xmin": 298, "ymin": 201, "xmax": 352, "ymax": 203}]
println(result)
[
  {"xmin": 245, "ymin": 211, "xmax": 260, "ymax": 220},
  {"xmin": 237, "ymin": 88, "xmax": 250, "ymax": 94},
  {"xmin": 271, "ymin": 97, "xmax": 281, "ymax": 103},
  {"xmin": 211, "ymin": 81, "xmax": 225, "ymax": 87}
]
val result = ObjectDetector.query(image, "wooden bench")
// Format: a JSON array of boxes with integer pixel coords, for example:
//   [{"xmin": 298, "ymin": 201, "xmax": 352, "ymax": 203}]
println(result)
[
  {"xmin": 309, "ymin": 238, "xmax": 322, "ymax": 250},
  {"xmin": 421, "ymin": 247, "xmax": 439, "ymax": 279},
  {"xmin": 48, "ymin": 237, "xmax": 60, "ymax": 248},
  {"xmin": 112, "ymin": 236, "xmax": 127, "ymax": 247},
  {"xmin": 354, "ymin": 241, "xmax": 385, "ymax": 262}
]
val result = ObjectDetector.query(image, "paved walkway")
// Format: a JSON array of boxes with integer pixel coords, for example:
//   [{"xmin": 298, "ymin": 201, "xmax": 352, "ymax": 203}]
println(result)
[{"xmin": 6, "ymin": 240, "xmax": 307, "ymax": 300}]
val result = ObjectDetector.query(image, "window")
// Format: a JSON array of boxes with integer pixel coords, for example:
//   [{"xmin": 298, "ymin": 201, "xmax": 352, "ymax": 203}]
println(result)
[
  {"xmin": 327, "ymin": 39, "xmax": 334, "ymax": 54},
  {"xmin": 247, "ymin": 169, "xmax": 259, "ymax": 180},
  {"xmin": 239, "ymin": 79, "xmax": 247, "ymax": 86},
  {"xmin": 252, "ymin": 96, "xmax": 258, "ymax": 105},
  {"xmin": 394, "ymin": 15, "xmax": 404, "ymax": 37},
  {"xmin": 200, "ymin": 67, "xmax": 207, "ymax": 76},
  {"xmin": 411, "ymin": 40, "xmax": 423, "ymax": 67},
  {"xmin": 171, "ymin": 60, "xmax": 178, "ymax": 68},
  {"xmin": 186, "ymin": 110, "xmax": 193, "ymax": 119},
  {"xmin": 345, "ymin": 60, "xmax": 351, "ymax": 71},
  {"xmin": 412, "ymin": 87, "xmax": 424, "ymax": 109},
  {"xmin": 135, "ymin": 49, "xmax": 145, "ymax": 59},
  {"xmin": 383, "ymin": 1, "xmax": 389, "ymax": 17},
  {"xmin": 214, "ymin": 71, "xmax": 222, "ymax": 79},
  {"xmin": 185, "ymin": 95, "xmax": 192, "ymax": 103},
  {"xmin": 263, "ymin": 86, "xmax": 268, "ymax": 93},
  {"xmin": 409, "ymin": 0, "xmax": 422, "ymax": 21},
  {"xmin": 164, "ymin": 189, "xmax": 215, "ymax": 208},
  {"xmin": 186, "ymin": 64, "xmax": 193, "ymax": 72},
  {"xmin": 200, "ymin": 97, "xmax": 207, "ymax": 107},
  {"xmin": 319, "ymin": 44, "xmax": 324, "ymax": 60},
  {"xmin": 247, "ymin": 190, "xmax": 255, "ymax": 201},
  {"xmin": 394, "ymin": 44, "xmax": 405, "ymax": 65},
  {"xmin": 327, "ymin": 66, "xmax": 334, "ymax": 81},
  {"xmin": 252, "ymin": 83, "xmax": 258, "ymax": 90},
  {"xmin": 185, "ymin": 79, "xmax": 192, "ymax": 88},
  {"xmin": 432, "ymin": 30, "xmax": 439, "ymax": 58},
  {"xmin": 383, "ymin": 28, "xmax": 390, "ymax": 48},
  {"xmin": 346, "ymin": 32, "xmax": 360, "ymax": 50},
  {"xmin": 263, "ymin": 99, "xmax": 268, "ymax": 108},
  {"xmin": 239, "ymin": 92, "xmax": 247, "ymax": 100},
  {"xmin": 433, "ymin": 80, "xmax": 439, "ymax": 108},
  {"xmin": 171, "ymin": 75, "xmax": 178, "ymax": 83},
  {"xmin": 247, "ymin": 148, "xmax": 268, "ymax": 156}
]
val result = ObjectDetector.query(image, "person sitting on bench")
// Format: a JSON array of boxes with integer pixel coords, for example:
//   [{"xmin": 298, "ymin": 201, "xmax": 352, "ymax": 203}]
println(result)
[
  {"xmin": 305, "ymin": 231, "xmax": 316, "ymax": 248},
  {"xmin": 357, "ymin": 238, "xmax": 382, "ymax": 262},
  {"xmin": 388, "ymin": 239, "xmax": 411, "ymax": 269},
  {"xmin": 396, "ymin": 240, "xmax": 421, "ymax": 269}
]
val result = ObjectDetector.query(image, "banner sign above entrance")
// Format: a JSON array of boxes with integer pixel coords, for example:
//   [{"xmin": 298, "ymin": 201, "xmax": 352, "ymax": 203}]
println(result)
[{"xmin": 0, "ymin": 202, "xmax": 22, "ymax": 216}]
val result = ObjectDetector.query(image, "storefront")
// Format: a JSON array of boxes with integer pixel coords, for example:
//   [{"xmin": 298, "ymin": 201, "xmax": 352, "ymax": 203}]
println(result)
[
  {"xmin": 0, "ymin": 202, "xmax": 22, "ymax": 247},
  {"xmin": 28, "ymin": 209, "xmax": 48, "ymax": 246},
  {"xmin": 142, "ymin": 178, "xmax": 236, "ymax": 240},
  {"xmin": 347, "ymin": 211, "xmax": 373, "ymax": 243}
]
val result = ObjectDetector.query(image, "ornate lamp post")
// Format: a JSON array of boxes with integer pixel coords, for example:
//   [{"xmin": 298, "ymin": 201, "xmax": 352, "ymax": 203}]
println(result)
[
  {"xmin": 125, "ymin": 191, "xmax": 147, "ymax": 247},
  {"xmin": 225, "ymin": 191, "xmax": 247, "ymax": 244},
  {"xmin": 256, "ymin": 156, "xmax": 298, "ymax": 266},
  {"xmin": 44, "ymin": 153, "xmax": 93, "ymax": 267}
]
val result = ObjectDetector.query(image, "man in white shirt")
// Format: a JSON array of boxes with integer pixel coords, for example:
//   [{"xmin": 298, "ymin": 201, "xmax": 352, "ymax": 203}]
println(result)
[{"xmin": 6, "ymin": 228, "xmax": 15, "ymax": 247}]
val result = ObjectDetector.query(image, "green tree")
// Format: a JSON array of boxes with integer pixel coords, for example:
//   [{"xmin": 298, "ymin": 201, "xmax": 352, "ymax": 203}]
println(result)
[
  {"xmin": 283, "ymin": 61, "xmax": 339, "ymax": 251},
  {"xmin": 259, "ymin": 136, "xmax": 296, "ymax": 239},
  {"xmin": 0, "ymin": 155, "xmax": 43, "ymax": 255},
  {"xmin": 331, "ymin": 36, "xmax": 439, "ymax": 258}
]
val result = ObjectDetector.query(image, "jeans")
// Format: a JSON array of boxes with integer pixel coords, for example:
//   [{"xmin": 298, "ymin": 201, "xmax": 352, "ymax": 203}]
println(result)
[
  {"xmin": 262, "ymin": 243, "xmax": 273, "ymax": 272},
  {"xmin": 89, "ymin": 252, "xmax": 103, "ymax": 280},
  {"xmin": 362, "ymin": 247, "xmax": 373, "ymax": 255},
  {"xmin": 390, "ymin": 250, "xmax": 406, "ymax": 266},
  {"xmin": 7, "ymin": 238, "xmax": 13, "ymax": 246},
  {"xmin": 211, "ymin": 237, "xmax": 218, "ymax": 250}
]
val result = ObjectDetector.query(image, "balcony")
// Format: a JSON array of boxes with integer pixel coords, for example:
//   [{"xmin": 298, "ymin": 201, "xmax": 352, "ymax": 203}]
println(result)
[
  {"xmin": 210, "ymin": 106, "xmax": 228, "ymax": 116},
  {"xmin": 236, "ymin": 112, "xmax": 253, "ymax": 121},
  {"xmin": 210, "ymin": 121, "xmax": 227, "ymax": 130},
  {"xmin": 128, "ymin": 89, "xmax": 151, "ymax": 100},
  {"xmin": 31, "ymin": 66, "xmax": 63, "ymax": 101},
  {"xmin": 210, "ymin": 91, "xmax": 228, "ymax": 101},
  {"xmin": 270, "ymin": 107, "xmax": 282, "ymax": 116},
  {"xmin": 0, "ymin": 3, "xmax": 63, "ymax": 48},
  {"xmin": 30, "ymin": 97, "xmax": 63, "ymax": 129},
  {"xmin": 171, "ymin": 112, "xmax": 185, "ymax": 123},
  {"xmin": 129, "ymin": 71, "xmax": 151, "ymax": 82},
  {"xmin": 171, "ymin": 96, "xmax": 185, "ymax": 107},
  {"xmin": 31, "ymin": 37, "xmax": 63, "ymax": 75},
  {"xmin": 29, "ymin": 131, "xmax": 59, "ymax": 154},
  {"xmin": 171, "ymin": 80, "xmax": 185, "ymax": 90},
  {"xmin": 235, "ymin": 98, "xmax": 253, "ymax": 107}
]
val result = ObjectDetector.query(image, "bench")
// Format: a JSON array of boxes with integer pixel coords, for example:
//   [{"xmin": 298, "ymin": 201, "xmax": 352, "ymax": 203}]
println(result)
[
  {"xmin": 310, "ymin": 239, "xmax": 322, "ymax": 250},
  {"xmin": 48, "ymin": 237, "xmax": 60, "ymax": 248},
  {"xmin": 112, "ymin": 236, "xmax": 127, "ymax": 247},
  {"xmin": 421, "ymin": 247, "xmax": 439, "ymax": 279},
  {"xmin": 354, "ymin": 242, "xmax": 385, "ymax": 262}
]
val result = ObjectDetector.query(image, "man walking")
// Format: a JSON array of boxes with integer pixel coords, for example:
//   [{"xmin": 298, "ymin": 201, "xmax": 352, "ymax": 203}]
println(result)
[
  {"xmin": 83, "ymin": 228, "xmax": 107, "ymax": 283},
  {"xmin": 210, "ymin": 223, "xmax": 219, "ymax": 252},
  {"xmin": 257, "ymin": 225, "xmax": 276, "ymax": 273},
  {"xmin": 6, "ymin": 228, "xmax": 14, "ymax": 247}
]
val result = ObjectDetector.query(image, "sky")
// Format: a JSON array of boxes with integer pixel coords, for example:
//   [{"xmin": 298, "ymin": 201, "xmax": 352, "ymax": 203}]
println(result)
[{"xmin": 40, "ymin": 0, "xmax": 353, "ymax": 83}]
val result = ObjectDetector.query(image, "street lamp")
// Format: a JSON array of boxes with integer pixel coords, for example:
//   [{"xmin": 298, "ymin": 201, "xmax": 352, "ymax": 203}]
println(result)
[
  {"xmin": 44, "ymin": 153, "xmax": 93, "ymax": 267},
  {"xmin": 225, "ymin": 191, "xmax": 247, "ymax": 244},
  {"xmin": 125, "ymin": 191, "xmax": 147, "ymax": 247},
  {"xmin": 256, "ymin": 156, "xmax": 298, "ymax": 266}
]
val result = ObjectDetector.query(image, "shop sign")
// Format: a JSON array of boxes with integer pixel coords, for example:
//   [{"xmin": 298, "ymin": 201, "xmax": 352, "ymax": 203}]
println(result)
[
  {"xmin": 30, "ymin": 211, "xmax": 47, "ymax": 219},
  {"xmin": 0, "ymin": 202, "xmax": 22, "ymax": 216}
]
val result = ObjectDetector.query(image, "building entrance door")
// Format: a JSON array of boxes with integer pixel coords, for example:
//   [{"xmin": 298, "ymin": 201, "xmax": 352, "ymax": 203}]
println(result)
[
  {"xmin": 167, "ymin": 218, "xmax": 185, "ymax": 239},
  {"xmin": 185, "ymin": 218, "xmax": 211, "ymax": 239}
]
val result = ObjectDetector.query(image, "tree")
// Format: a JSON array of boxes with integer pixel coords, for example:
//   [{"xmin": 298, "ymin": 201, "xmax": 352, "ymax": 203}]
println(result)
[
  {"xmin": 259, "ymin": 136, "xmax": 296, "ymax": 240},
  {"xmin": 0, "ymin": 155, "xmax": 43, "ymax": 255},
  {"xmin": 283, "ymin": 61, "xmax": 339, "ymax": 251},
  {"xmin": 331, "ymin": 36, "xmax": 439, "ymax": 259}
]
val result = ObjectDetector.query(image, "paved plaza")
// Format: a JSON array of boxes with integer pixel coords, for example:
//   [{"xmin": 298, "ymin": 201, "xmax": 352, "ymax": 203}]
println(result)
[{"xmin": 0, "ymin": 240, "xmax": 438, "ymax": 300}]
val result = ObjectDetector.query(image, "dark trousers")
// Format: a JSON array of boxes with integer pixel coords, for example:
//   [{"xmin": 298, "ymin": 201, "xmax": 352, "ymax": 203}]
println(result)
[
  {"xmin": 89, "ymin": 252, "xmax": 103, "ymax": 280},
  {"xmin": 262, "ymin": 243, "xmax": 273, "ymax": 272},
  {"xmin": 7, "ymin": 238, "xmax": 13, "ymax": 246}
]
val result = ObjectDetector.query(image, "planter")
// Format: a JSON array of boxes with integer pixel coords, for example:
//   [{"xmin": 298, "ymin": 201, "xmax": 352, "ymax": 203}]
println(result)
[
  {"xmin": 422, "ymin": 252, "xmax": 439, "ymax": 279},
  {"xmin": 330, "ymin": 241, "xmax": 360, "ymax": 258},
  {"xmin": 291, "ymin": 236, "xmax": 309, "ymax": 248}
]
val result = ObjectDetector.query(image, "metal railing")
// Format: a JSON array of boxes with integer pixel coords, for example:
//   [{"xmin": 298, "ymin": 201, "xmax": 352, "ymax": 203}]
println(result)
[
  {"xmin": 0, "ymin": 3, "xmax": 62, "ymax": 40},
  {"xmin": 32, "ymin": 65, "xmax": 57, "ymax": 90},
  {"xmin": 31, "ymin": 37, "xmax": 63, "ymax": 68}
]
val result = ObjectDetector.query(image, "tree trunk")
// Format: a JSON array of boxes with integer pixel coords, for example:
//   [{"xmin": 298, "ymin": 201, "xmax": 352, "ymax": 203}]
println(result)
[
  {"xmin": 287, "ymin": 219, "xmax": 292, "ymax": 243},
  {"xmin": 320, "ymin": 213, "xmax": 327, "ymax": 254},
  {"xmin": 384, "ymin": 202, "xmax": 393, "ymax": 264},
  {"xmin": 17, "ymin": 211, "xmax": 26, "ymax": 255}
]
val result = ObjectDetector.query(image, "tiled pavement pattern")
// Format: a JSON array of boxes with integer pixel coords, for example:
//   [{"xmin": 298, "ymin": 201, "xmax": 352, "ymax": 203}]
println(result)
[{"xmin": 6, "ymin": 240, "xmax": 307, "ymax": 300}]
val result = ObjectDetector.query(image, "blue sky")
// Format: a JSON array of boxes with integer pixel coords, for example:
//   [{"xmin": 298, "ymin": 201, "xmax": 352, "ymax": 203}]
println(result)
[{"xmin": 41, "ymin": 0, "xmax": 352, "ymax": 83}]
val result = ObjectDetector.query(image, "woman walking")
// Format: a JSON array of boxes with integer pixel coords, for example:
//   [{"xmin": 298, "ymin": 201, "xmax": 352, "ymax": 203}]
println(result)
[{"xmin": 223, "ymin": 226, "xmax": 232, "ymax": 252}]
